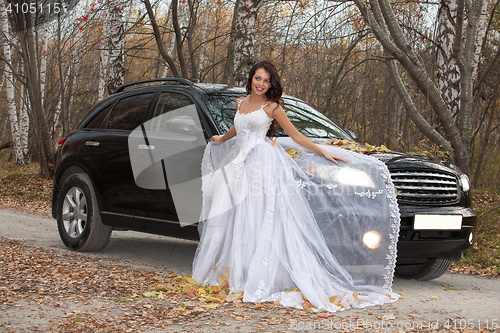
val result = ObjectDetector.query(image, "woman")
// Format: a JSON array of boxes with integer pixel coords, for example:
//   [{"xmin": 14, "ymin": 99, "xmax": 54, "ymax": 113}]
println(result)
[{"xmin": 192, "ymin": 61, "xmax": 400, "ymax": 312}]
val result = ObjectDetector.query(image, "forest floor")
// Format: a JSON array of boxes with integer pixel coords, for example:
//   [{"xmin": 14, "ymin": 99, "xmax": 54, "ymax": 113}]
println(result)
[{"xmin": 0, "ymin": 159, "xmax": 499, "ymax": 332}]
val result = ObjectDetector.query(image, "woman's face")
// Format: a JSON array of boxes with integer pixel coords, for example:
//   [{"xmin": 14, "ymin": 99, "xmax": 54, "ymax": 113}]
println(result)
[{"xmin": 251, "ymin": 68, "xmax": 271, "ymax": 97}]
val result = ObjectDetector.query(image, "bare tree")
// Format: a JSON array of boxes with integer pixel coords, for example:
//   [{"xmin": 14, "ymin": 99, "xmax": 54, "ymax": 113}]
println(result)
[
  {"xmin": 352, "ymin": 0, "xmax": 489, "ymax": 176},
  {"xmin": 143, "ymin": 0, "xmax": 180, "ymax": 77}
]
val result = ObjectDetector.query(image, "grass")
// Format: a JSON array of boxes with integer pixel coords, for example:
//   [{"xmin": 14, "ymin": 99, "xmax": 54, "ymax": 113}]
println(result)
[{"xmin": 0, "ymin": 152, "xmax": 498, "ymax": 274}]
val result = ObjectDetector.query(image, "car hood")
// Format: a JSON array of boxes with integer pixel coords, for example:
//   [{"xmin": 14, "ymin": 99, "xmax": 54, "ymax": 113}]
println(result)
[
  {"xmin": 369, "ymin": 152, "xmax": 461, "ymax": 175},
  {"xmin": 276, "ymin": 137, "xmax": 462, "ymax": 176}
]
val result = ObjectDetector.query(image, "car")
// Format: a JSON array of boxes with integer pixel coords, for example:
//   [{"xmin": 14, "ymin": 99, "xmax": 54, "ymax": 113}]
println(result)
[{"xmin": 52, "ymin": 78, "xmax": 477, "ymax": 281}]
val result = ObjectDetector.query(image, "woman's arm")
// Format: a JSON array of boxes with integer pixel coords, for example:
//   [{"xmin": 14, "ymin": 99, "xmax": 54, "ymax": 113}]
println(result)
[
  {"xmin": 210, "ymin": 125, "xmax": 236, "ymax": 143},
  {"xmin": 272, "ymin": 104, "xmax": 349, "ymax": 164},
  {"xmin": 209, "ymin": 97, "xmax": 242, "ymax": 143}
]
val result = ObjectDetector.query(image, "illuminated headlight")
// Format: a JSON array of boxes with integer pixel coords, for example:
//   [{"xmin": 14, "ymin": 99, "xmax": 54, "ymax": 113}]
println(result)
[
  {"xmin": 468, "ymin": 231, "xmax": 474, "ymax": 244},
  {"xmin": 316, "ymin": 166, "xmax": 375, "ymax": 188},
  {"xmin": 363, "ymin": 231, "xmax": 381, "ymax": 249},
  {"xmin": 459, "ymin": 174, "xmax": 470, "ymax": 192}
]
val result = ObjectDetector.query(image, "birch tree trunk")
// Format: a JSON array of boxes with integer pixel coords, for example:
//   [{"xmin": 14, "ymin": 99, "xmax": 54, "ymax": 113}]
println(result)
[
  {"xmin": 436, "ymin": 0, "xmax": 460, "ymax": 119},
  {"xmin": 233, "ymin": 0, "xmax": 262, "ymax": 86},
  {"xmin": 1, "ymin": 1, "xmax": 29, "ymax": 165},
  {"xmin": 11, "ymin": 9, "xmax": 54, "ymax": 178},
  {"xmin": 39, "ymin": 21, "xmax": 49, "ymax": 109},
  {"xmin": 198, "ymin": 0, "xmax": 212, "ymax": 79},
  {"xmin": 106, "ymin": 0, "xmax": 126, "ymax": 95},
  {"xmin": 18, "ymin": 71, "xmax": 29, "ymax": 162},
  {"xmin": 222, "ymin": 0, "xmax": 239, "ymax": 84},
  {"xmin": 99, "ymin": 46, "xmax": 109, "ymax": 100}
]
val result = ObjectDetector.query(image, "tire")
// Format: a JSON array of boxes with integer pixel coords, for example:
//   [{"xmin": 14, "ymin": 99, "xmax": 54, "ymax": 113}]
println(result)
[
  {"xmin": 56, "ymin": 173, "xmax": 112, "ymax": 251},
  {"xmin": 395, "ymin": 258, "xmax": 453, "ymax": 281}
]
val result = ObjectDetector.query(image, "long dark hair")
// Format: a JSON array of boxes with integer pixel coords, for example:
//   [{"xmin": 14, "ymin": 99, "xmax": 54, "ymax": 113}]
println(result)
[{"xmin": 245, "ymin": 61, "xmax": 284, "ymax": 138}]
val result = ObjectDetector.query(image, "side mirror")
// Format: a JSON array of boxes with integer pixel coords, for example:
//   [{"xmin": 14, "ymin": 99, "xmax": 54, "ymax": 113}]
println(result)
[{"xmin": 164, "ymin": 116, "xmax": 202, "ymax": 136}]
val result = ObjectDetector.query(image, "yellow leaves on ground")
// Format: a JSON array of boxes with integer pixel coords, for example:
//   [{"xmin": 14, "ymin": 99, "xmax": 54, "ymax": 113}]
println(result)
[
  {"xmin": 302, "ymin": 301, "xmax": 316, "ymax": 312},
  {"xmin": 329, "ymin": 295, "xmax": 343, "ymax": 308},
  {"xmin": 327, "ymin": 292, "xmax": 368, "ymax": 308},
  {"xmin": 218, "ymin": 267, "xmax": 230, "ymax": 289},
  {"xmin": 186, "ymin": 277, "xmax": 197, "ymax": 284},
  {"xmin": 209, "ymin": 285, "xmax": 221, "ymax": 293},
  {"xmin": 175, "ymin": 268, "xmax": 247, "ymax": 311},
  {"xmin": 142, "ymin": 291, "xmax": 165, "ymax": 299},
  {"xmin": 326, "ymin": 138, "xmax": 390, "ymax": 155}
]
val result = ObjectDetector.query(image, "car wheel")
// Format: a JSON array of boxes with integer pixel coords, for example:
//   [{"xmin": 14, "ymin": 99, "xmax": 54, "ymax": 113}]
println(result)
[
  {"xmin": 56, "ymin": 173, "xmax": 112, "ymax": 251},
  {"xmin": 395, "ymin": 258, "xmax": 453, "ymax": 281}
]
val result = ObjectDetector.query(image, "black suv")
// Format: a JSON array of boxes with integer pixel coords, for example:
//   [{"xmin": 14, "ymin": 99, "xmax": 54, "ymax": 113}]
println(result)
[{"xmin": 52, "ymin": 79, "xmax": 477, "ymax": 280}]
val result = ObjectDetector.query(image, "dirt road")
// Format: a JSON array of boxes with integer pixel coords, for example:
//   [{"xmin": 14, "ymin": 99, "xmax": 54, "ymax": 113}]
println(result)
[{"xmin": 1, "ymin": 208, "xmax": 499, "ymax": 332}]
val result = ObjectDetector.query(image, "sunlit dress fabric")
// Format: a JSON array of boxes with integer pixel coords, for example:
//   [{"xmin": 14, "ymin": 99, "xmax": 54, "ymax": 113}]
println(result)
[{"xmin": 192, "ymin": 100, "xmax": 401, "ymax": 312}]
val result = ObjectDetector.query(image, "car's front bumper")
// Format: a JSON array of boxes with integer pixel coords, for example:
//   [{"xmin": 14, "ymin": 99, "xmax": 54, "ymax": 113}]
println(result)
[{"xmin": 396, "ymin": 206, "xmax": 477, "ymax": 263}]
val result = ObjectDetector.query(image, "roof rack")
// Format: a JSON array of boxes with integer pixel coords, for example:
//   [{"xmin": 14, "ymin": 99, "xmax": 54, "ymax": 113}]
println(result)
[{"xmin": 113, "ymin": 78, "xmax": 193, "ymax": 94}]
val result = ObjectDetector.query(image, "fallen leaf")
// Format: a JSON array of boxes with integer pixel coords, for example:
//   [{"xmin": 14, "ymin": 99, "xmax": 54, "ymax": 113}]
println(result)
[
  {"xmin": 209, "ymin": 285, "xmax": 221, "ymax": 294},
  {"xmin": 317, "ymin": 313, "xmax": 333, "ymax": 319},
  {"xmin": 382, "ymin": 313, "xmax": 395, "ymax": 320}
]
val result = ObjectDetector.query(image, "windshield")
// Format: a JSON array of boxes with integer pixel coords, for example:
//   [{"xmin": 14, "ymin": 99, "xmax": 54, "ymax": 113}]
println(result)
[{"xmin": 204, "ymin": 93, "xmax": 352, "ymax": 140}]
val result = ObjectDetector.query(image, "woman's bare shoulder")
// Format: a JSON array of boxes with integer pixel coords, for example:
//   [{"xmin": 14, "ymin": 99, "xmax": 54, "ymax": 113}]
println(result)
[
  {"xmin": 235, "ymin": 96, "xmax": 245, "ymax": 110},
  {"xmin": 267, "ymin": 101, "xmax": 284, "ymax": 116}
]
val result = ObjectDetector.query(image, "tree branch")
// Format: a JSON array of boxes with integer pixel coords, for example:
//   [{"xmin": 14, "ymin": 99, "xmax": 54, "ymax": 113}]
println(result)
[
  {"xmin": 386, "ymin": 58, "xmax": 452, "ymax": 151},
  {"xmin": 142, "ymin": 0, "xmax": 180, "ymax": 77}
]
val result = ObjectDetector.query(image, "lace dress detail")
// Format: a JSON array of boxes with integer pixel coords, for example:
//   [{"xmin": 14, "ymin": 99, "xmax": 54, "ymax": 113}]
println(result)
[{"xmin": 193, "ymin": 98, "xmax": 401, "ymax": 312}]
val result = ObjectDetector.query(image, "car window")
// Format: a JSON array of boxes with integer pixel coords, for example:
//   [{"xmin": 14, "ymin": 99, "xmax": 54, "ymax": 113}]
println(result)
[
  {"xmin": 279, "ymin": 99, "xmax": 349, "ymax": 139},
  {"xmin": 106, "ymin": 93, "xmax": 154, "ymax": 130},
  {"xmin": 149, "ymin": 92, "xmax": 196, "ymax": 133},
  {"xmin": 203, "ymin": 95, "xmax": 235, "ymax": 133},
  {"xmin": 84, "ymin": 104, "xmax": 112, "ymax": 129},
  {"xmin": 204, "ymin": 93, "xmax": 351, "ymax": 139}
]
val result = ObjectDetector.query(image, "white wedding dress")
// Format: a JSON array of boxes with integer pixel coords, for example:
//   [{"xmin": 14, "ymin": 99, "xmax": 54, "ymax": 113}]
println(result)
[{"xmin": 192, "ymin": 99, "xmax": 401, "ymax": 312}]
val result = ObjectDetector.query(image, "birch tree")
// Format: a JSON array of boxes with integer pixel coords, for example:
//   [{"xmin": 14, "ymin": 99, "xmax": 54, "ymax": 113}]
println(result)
[
  {"xmin": 5, "ymin": 3, "xmax": 55, "ymax": 178},
  {"xmin": 233, "ymin": 0, "xmax": 262, "ymax": 86},
  {"xmin": 107, "ymin": 0, "xmax": 127, "ymax": 94},
  {"xmin": 352, "ymin": 0, "xmax": 489, "ymax": 176},
  {"xmin": 0, "ymin": 0, "xmax": 29, "ymax": 165}
]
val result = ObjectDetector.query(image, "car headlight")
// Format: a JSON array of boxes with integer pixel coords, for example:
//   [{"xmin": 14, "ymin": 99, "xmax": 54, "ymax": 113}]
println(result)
[
  {"xmin": 363, "ymin": 231, "xmax": 381, "ymax": 249},
  {"xmin": 316, "ymin": 166, "xmax": 375, "ymax": 188},
  {"xmin": 459, "ymin": 174, "xmax": 470, "ymax": 192}
]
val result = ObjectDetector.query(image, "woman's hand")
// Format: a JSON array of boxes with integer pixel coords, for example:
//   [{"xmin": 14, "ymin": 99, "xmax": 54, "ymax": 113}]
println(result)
[
  {"xmin": 209, "ymin": 135, "xmax": 224, "ymax": 143},
  {"xmin": 323, "ymin": 150, "xmax": 349, "ymax": 164}
]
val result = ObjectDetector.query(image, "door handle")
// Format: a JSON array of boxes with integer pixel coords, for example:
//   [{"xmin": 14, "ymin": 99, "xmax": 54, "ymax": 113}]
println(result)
[
  {"xmin": 138, "ymin": 144, "xmax": 155, "ymax": 150},
  {"xmin": 86, "ymin": 141, "xmax": 100, "ymax": 147}
]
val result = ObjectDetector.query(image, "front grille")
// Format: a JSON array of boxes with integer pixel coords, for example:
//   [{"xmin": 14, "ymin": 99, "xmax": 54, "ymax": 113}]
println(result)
[{"xmin": 390, "ymin": 170, "xmax": 459, "ymax": 205}]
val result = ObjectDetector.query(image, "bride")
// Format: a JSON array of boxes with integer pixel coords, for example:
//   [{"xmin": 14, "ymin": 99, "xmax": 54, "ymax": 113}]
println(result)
[{"xmin": 192, "ymin": 61, "xmax": 401, "ymax": 312}]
